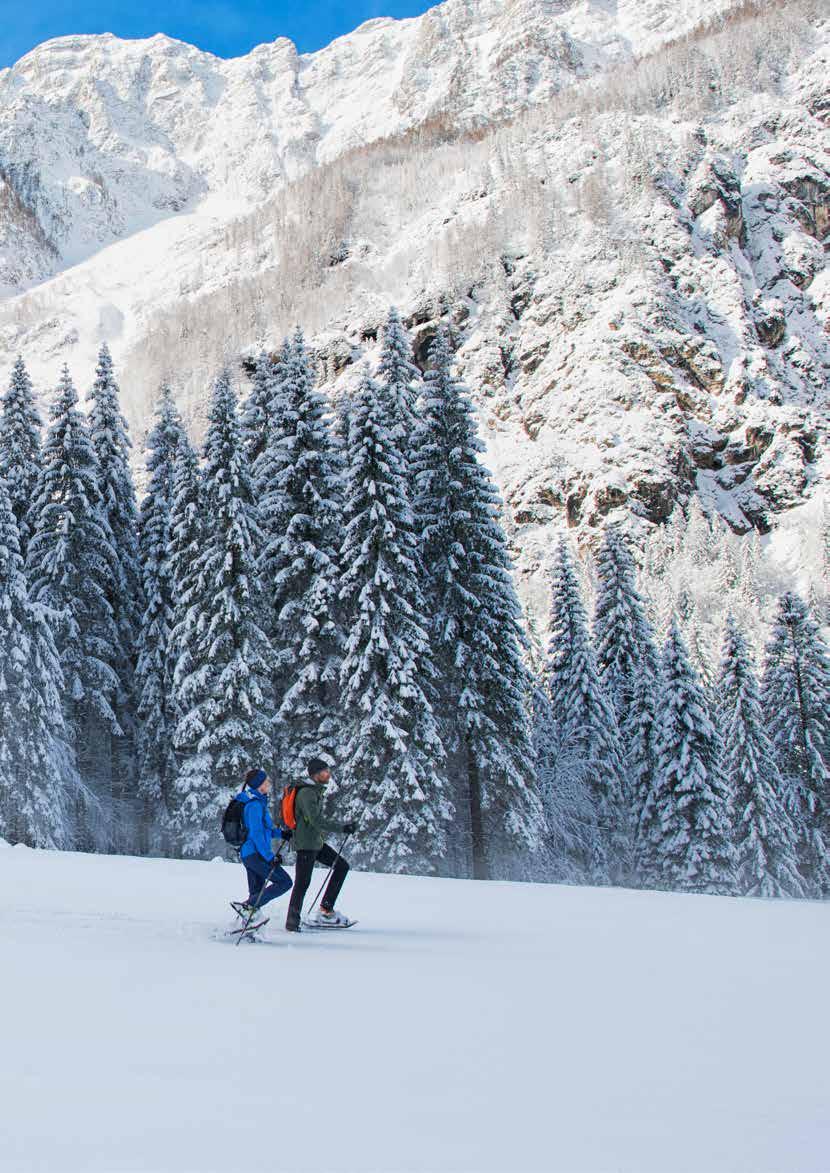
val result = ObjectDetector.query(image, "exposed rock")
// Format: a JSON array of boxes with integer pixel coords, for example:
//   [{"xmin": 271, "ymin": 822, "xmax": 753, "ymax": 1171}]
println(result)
[
  {"xmin": 314, "ymin": 335, "xmax": 356, "ymax": 382},
  {"xmin": 754, "ymin": 298, "xmax": 787, "ymax": 348},
  {"xmin": 688, "ymin": 420, "xmax": 728, "ymax": 470}
]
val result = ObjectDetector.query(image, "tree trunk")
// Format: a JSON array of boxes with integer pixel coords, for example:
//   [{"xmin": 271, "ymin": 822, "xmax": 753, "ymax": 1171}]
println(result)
[{"xmin": 466, "ymin": 737, "xmax": 488, "ymax": 880}]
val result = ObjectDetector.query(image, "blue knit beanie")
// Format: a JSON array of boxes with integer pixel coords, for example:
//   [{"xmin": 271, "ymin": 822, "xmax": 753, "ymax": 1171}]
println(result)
[{"xmin": 246, "ymin": 768, "xmax": 267, "ymax": 790}]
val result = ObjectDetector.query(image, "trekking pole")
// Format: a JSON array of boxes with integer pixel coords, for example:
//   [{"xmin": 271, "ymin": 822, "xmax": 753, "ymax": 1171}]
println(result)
[
  {"xmin": 236, "ymin": 848, "xmax": 284, "ymax": 946},
  {"xmin": 306, "ymin": 829, "xmax": 355, "ymax": 918}
]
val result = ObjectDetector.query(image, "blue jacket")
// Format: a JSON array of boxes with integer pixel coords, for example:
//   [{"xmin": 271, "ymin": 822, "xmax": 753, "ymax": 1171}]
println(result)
[{"xmin": 235, "ymin": 789, "xmax": 287, "ymax": 863}]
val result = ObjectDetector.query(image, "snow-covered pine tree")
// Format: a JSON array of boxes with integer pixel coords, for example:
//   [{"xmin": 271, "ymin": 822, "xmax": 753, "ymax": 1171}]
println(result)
[
  {"xmin": 170, "ymin": 371, "xmax": 274, "ymax": 857},
  {"xmin": 26, "ymin": 366, "xmax": 121, "ymax": 841},
  {"xmin": 166, "ymin": 431, "xmax": 206, "ymax": 851},
  {"xmin": 761, "ymin": 592, "xmax": 830, "ymax": 895},
  {"xmin": 738, "ymin": 529, "xmax": 762, "ymax": 607},
  {"xmin": 591, "ymin": 528, "xmax": 663, "ymax": 885},
  {"xmin": 87, "ymin": 343, "xmax": 142, "ymax": 845},
  {"xmin": 258, "ymin": 328, "xmax": 343, "ymax": 775},
  {"xmin": 135, "ymin": 388, "xmax": 186, "ymax": 846},
  {"xmin": 639, "ymin": 619, "xmax": 734, "ymax": 894},
  {"xmin": 717, "ymin": 616, "xmax": 803, "ymax": 898},
  {"xmin": 240, "ymin": 345, "xmax": 289, "ymax": 467},
  {"xmin": 532, "ymin": 675, "xmax": 599, "ymax": 884},
  {"xmin": 819, "ymin": 505, "xmax": 830, "ymax": 626},
  {"xmin": 685, "ymin": 609, "xmax": 716, "ymax": 701},
  {"xmin": 332, "ymin": 391, "xmax": 351, "ymax": 453},
  {"xmin": 412, "ymin": 327, "xmax": 544, "ymax": 879},
  {"xmin": 546, "ymin": 538, "xmax": 627, "ymax": 883},
  {"xmin": 335, "ymin": 365, "xmax": 451, "ymax": 874},
  {"xmin": 683, "ymin": 497, "xmax": 714, "ymax": 570},
  {"xmin": 627, "ymin": 659, "xmax": 660, "ymax": 873},
  {"xmin": 0, "ymin": 356, "xmax": 42, "ymax": 561},
  {"xmin": 377, "ymin": 306, "xmax": 421, "ymax": 456},
  {"xmin": 0, "ymin": 482, "xmax": 76, "ymax": 849},
  {"xmin": 594, "ymin": 524, "xmax": 652, "ymax": 724}
]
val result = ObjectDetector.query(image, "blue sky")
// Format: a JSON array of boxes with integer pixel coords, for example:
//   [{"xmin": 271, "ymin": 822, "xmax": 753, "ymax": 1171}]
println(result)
[{"xmin": 0, "ymin": 1, "xmax": 436, "ymax": 70}]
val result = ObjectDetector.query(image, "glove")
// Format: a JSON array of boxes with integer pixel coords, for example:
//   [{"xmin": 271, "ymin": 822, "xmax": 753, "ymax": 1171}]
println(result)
[
  {"xmin": 343, "ymin": 821, "xmax": 358, "ymax": 835},
  {"xmin": 280, "ymin": 827, "xmax": 293, "ymax": 842}
]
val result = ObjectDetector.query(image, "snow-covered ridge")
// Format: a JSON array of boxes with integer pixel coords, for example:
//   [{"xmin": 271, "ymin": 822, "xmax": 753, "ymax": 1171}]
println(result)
[{"xmin": 0, "ymin": 0, "xmax": 742, "ymax": 285}]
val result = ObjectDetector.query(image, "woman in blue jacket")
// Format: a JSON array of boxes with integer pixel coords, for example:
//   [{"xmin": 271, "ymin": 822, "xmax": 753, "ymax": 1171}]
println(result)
[{"xmin": 235, "ymin": 768, "xmax": 293, "ymax": 912}]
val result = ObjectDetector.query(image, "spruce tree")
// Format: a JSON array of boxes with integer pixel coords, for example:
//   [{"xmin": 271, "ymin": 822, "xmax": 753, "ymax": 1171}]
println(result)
[
  {"xmin": 240, "ymin": 345, "xmax": 289, "ymax": 468},
  {"xmin": 593, "ymin": 524, "xmax": 655, "ymax": 728},
  {"xmin": 0, "ymin": 356, "xmax": 42, "ymax": 561},
  {"xmin": 627, "ymin": 659, "xmax": 661, "ymax": 880},
  {"xmin": 335, "ymin": 366, "xmax": 451, "ymax": 873},
  {"xmin": 546, "ymin": 538, "xmax": 627, "ymax": 883},
  {"xmin": 738, "ymin": 529, "xmax": 762, "ymax": 608},
  {"xmin": 258, "ymin": 329, "xmax": 343, "ymax": 775},
  {"xmin": 820, "ymin": 506, "xmax": 830, "ymax": 625},
  {"xmin": 27, "ymin": 366, "xmax": 121, "ymax": 830},
  {"xmin": 170, "ymin": 371, "xmax": 274, "ymax": 857},
  {"xmin": 592, "ymin": 522, "xmax": 661, "ymax": 869},
  {"xmin": 532, "ymin": 677, "xmax": 599, "ymax": 884},
  {"xmin": 167, "ymin": 431, "xmax": 207, "ymax": 851},
  {"xmin": 718, "ymin": 616, "xmax": 803, "ymax": 898},
  {"xmin": 412, "ymin": 327, "xmax": 544, "ymax": 878},
  {"xmin": 683, "ymin": 497, "xmax": 714, "ymax": 569},
  {"xmin": 377, "ymin": 306, "xmax": 421, "ymax": 457},
  {"xmin": 0, "ymin": 482, "xmax": 76, "ymax": 849},
  {"xmin": 761, "ymin": 592, "xmax": 830, "ymax": 895},
  {"xmin": 87, "ymin": 343, "xmax": 142, "ymax": 844},
  {"xmin": 640, "ymin": 620, "xmax": 734, "ymax": 894},
  {"xmin": 135, "ymin": 388, "xmax": 186, "ymax": 842}
]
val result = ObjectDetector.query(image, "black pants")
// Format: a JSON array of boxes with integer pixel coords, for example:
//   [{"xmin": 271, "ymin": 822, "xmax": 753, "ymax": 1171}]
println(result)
[
  {"xmin": 244, "ymin": 852, "xmax": 293, "ymax": 908},
  {"xmin": 287, "ymin": 844, "xmax": 349, "ymax": 924}
]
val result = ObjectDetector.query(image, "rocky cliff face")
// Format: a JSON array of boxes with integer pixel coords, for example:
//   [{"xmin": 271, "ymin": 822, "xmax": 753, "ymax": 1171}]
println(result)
[{"xmin": 0, "ymin": 0, "xmax": 826, "ymax": 599}]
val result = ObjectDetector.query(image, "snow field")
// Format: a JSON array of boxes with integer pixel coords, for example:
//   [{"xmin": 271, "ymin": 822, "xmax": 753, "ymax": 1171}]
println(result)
[{"xmin": 1, "ymin": 847, "xmax": 828, "ymax": 1172}]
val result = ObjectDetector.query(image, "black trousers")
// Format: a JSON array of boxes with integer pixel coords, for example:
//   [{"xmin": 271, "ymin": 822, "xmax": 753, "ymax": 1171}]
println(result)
[{"xmin": 287, "ymin": 844, "xmax": 349, "ymax": 923}]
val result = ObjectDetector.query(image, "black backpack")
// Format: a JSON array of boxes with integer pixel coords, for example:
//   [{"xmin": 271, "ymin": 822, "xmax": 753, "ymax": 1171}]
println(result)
[{"xmin": 221, "ymin": 796, "xmax": 248, "ymax": 848}]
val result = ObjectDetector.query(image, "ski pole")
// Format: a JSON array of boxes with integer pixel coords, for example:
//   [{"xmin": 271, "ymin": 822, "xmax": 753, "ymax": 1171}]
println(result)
[
  {"xmin": 306, "ymin": 829, "xmax": 355, "ymax": 918},
  {"xmin": 236, "ymin": 848, "xmax": 284, "ymax": 946}
]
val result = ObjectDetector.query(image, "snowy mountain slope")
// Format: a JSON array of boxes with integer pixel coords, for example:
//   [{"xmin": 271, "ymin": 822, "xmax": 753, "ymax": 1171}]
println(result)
[
  {"xmin": 0, "ymin": 0, "xmax": 826, "ymax": 586},
  {"xmin": 1, "ymin": 845, "xmax": 827, "ymax": 1173}
]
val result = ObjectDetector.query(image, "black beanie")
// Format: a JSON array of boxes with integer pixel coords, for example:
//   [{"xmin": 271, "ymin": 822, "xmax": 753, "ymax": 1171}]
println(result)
[{"xmin": 307, "ymin": 757, "xmax": 330, "ymax": 778}]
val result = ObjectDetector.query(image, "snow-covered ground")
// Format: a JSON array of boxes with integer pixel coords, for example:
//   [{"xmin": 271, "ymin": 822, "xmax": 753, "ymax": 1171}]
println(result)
[{"xmin": 0, "ymin": 845, "xmax": 827, "ymax": 1172}]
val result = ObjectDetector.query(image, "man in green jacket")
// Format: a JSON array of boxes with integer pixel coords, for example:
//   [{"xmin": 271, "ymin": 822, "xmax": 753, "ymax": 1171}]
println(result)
[{"xmin": 285, "ymin": 757, "xmax": 357, "ymax": 932}]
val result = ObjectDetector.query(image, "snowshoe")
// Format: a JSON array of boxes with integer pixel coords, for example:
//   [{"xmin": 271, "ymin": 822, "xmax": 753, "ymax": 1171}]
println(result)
[
  {"xmin": 230, "ymin": 916, "xmax": 269, "ymax": 941},
  {"xmin": 303, "ymin": 909, "xmax": 357, "ymax": 930}
]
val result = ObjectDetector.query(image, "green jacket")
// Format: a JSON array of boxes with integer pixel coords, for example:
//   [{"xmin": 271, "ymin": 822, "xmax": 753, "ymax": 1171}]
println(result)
[{"xmin": 292, "ymin": 783, "xmax": 346, "ymax": 853}]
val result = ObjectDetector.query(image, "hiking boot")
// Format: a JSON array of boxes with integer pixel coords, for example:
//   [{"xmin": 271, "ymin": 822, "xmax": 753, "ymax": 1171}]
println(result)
[{"xmin": 313, "ymin": 908, "xmax": 352, "ymax": 927}]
